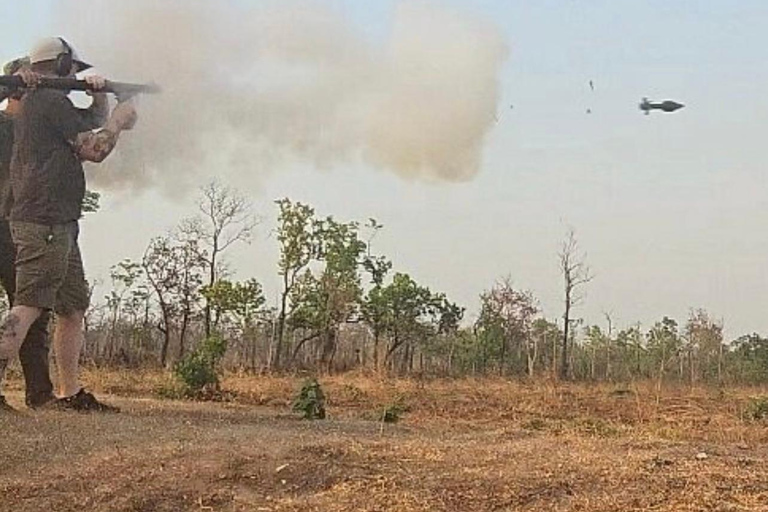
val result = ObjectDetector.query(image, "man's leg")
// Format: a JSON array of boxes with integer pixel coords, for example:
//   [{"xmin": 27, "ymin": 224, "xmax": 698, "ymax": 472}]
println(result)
[
  {"xmin": 0, "ymin": 306, "xmax": 41, "ymax": 411},
  {"xmin": 6, "ymin": 221, "xmax": 67, "ymax": 403},
  {"xmin": 53, "ymin": 310, "xmax": 84, "ymax": 398},
  {"xmin": 0, "ymin": 305, "xmax": 44, "ymax": 388},
  {"xmin": 1, "ymin": 216, "xmax": 56, "ymax": 407},
  {"xmin": 0, "ymin": 219, "xmax": 16, "ymax": 410},
  {"xmin": 53, "ymin": 222, "xmax": 118, "ymax": 412},
  {"xmin": 18, "ymin": 310, "xmax": 54, "ymax": 407}
]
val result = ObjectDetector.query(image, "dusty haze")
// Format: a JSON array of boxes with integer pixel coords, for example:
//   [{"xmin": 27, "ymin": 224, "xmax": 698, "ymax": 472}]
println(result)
[{"xmin": 54, "ymin": 1, "xmax": 508, "ymax": 196}]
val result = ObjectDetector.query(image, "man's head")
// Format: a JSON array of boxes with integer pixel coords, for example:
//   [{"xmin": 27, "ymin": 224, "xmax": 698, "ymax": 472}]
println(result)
[
  {"xmin": 3, "ymin": 56, "xmax": 31, "ymax": 105},
  {"xmin": 4, "ymin": 56, "xmax": 30, "ymax": 77},
  {"xmin": 28, "ymin": 37, "xmax": 92, "ymax": 77}
]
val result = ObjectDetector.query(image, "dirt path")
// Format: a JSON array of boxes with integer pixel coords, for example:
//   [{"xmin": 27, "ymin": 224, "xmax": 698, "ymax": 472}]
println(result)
[{"xmin": 2, "ymin": 389, "xmax": 768, "ymax": 511}]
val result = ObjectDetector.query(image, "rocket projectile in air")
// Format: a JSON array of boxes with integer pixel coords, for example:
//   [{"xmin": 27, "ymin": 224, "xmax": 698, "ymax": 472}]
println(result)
[{"xmin": 639, "ymin": 98, "xmax": 685, "ymax": 115}]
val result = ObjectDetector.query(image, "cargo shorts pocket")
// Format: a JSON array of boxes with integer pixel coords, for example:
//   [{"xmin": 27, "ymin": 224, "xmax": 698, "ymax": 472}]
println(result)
[{"xmin": 10, "ymin": 222, "xmax": 71, "ymax": 311}]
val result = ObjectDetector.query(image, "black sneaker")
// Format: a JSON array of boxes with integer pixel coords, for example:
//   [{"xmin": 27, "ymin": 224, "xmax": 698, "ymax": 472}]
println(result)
[
  {"xmin": 56, "ymin": 389, "xmax": 120, "ymax": 413},
  {"xmin": 26, "ymin": 393, "xmax": 57, "ymax": 410},
  {"xmin": 0, "ymin": 395, "xmax": 16, "ymax": 413}
]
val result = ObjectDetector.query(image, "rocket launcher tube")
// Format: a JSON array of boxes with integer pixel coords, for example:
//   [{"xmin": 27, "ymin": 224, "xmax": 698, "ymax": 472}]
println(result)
[{"xmin": 0, "ymin": 75, "xmax": 161, "ymax": 101}]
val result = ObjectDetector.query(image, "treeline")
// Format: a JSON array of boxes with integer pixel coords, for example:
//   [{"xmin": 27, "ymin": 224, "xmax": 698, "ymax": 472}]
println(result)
[{"xmin": 77, "ymin": 182, "xmax": 768, "ymax": 384}]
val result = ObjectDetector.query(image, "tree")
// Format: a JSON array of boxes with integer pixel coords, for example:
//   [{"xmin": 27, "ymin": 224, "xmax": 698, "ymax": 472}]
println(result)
[
  {"xmin": 684, "ymin": 309, "xmax": 724, "ymax": 384},
  {"xmin": 201, "ymin": 278, "xmax": 267, "ymax": 369},
  {"xmin": 360, "ymin": 254, "xmax": 393, "ymax": 370},
  {"xmin": 142, "ymin": 234, "xmax": 206, "ymax": 367},
  {"xmin": 583, "ymin": 325, "xmax": 609, "ymax": 381},
  {"xmin": 180, "ymin": 180, "xmax": 255, "ymax": 338},
  {"xmin": 531, "ymin": 318, "xmax": 561, "ymax": 377},
  {"xmin": 272, "ymin": 199, "xmax": 321, "ymax": 370},
  {"xmin": 423, "ymin": 293, "xmax": 465, "ymax": 373},
  {"xmin": 559, "ymin": 228, "xmax": 593, "ymax": 380},
  {"xmin": 288, "ymin": 216, "xmax": 367, "ymax": 371},
  {"xmin": 363, "ymin": 273, "xmax": 457, "ymax": 373},
  {"xmin": 730, "ymin": 334, "xmax": 768, "ymax": 384},
  {"xmin": 647, "ymin": 316, "xmax": 682, "ymax": 386},
  {"xmin": 142, "ymin": 236, "xmax": 177, "ymax": 367},
  {"xmin": 104, "ymin": 259, "xmax": 144, "ymax": 363},
  {"xmin": 475, "ymin": 277, "xmax": 539, "ymax": 376},
  {"xmin": 360, "ymin": 219, "xmax": 392, "ymax": 370}
]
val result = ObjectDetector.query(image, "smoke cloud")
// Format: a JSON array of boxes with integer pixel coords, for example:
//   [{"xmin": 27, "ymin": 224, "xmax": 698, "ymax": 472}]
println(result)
[{"xmin": 55, "ymin": 1, "xmax": 508, "ymax": 195}]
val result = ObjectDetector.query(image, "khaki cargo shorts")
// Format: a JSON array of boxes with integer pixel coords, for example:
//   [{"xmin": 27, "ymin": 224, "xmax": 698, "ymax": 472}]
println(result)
[{"xmin": 10, "ymin": 221, "xmax": 90, "ymax": 315}]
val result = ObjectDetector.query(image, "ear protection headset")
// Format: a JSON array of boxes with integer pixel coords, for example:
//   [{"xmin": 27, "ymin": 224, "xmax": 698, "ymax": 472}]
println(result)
[{"xmin": 55, "ymin": 37, "xmax": 74, "ymax": 77}]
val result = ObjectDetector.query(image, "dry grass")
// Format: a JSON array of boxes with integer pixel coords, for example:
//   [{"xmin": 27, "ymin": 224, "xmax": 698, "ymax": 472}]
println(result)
[{"xmin": 2, "ymin": 371, "xmax": 768, "ymax": 511}]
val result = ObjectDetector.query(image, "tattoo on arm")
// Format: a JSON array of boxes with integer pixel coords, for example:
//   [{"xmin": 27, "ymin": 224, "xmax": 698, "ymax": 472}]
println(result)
[{"xmin": 74, "ymin": 129, "xmax": 119, "ymax": 163}]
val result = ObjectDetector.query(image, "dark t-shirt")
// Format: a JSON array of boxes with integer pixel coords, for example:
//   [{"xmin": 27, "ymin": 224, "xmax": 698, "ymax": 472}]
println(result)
[
  {"xmin": 0, "ymin": 112, "xmax": 14, "ymax": 218},
  {"xmin": 9, "ymin": 89, "xmax": 92, "ymax": 225}
]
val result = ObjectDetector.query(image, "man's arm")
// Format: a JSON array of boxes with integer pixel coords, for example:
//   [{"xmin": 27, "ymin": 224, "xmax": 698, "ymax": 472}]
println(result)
[
  {"xmin": 79, "ymin": 75, "xmax": 109, "ymax": 129},
  {"xmin": 74, "ymin": 129, "xmax": 118, "ymax": 163},
  {"xmin": 73, "ymin": 101, "xmax": 137, "ymax": 163}
]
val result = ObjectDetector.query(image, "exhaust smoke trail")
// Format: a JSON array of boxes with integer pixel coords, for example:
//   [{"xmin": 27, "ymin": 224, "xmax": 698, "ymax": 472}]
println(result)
[{"xmin": 53, "ymin": 1, "xmax": 508, "ymax": 196}]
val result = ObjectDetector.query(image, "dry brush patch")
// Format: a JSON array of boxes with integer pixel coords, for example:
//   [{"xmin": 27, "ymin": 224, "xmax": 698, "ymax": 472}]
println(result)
[{"xmin": 2, "ymin": 373, "xmax": 768, "ymax": 511}]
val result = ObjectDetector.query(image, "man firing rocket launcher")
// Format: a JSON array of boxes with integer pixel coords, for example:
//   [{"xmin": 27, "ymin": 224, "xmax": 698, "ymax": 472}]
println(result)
[
  {"xmin": 0, "ymin": 38, "xmax": 160, "ymax": 103},
  {"xmin": 0, "ymin": 37, "xmax": 148, "ymax": 413}
]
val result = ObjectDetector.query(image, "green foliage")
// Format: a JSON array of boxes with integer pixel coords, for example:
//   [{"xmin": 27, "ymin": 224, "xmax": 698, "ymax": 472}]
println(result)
[
  {"xmin": 289, "ymin": 216, "xmax": 366, "ymax": 333},
  {"xmin": 81, "ymin": 189, "xmax": 101, "ymax": 214},
  {"xmin": 273, "ymin": 198, "xmax": 323, "ymax": 368},
  {"xmin": 292, "ymin": 378, "xmax": 327, "ymax": 420},
  {"xmin": 474, "ymin": 278, "xmax": 539, "ymax": 374},
  {"xmin": 275, "ymin": 199, "xmax": 320, "ymax": 279},
  {"xmin": 381, "ymin": 397, "xmax": 409, "ymax": 423},
  {"xmin": 173, "ymin": 335, "xmax": 228, "ymax": 396},
  {"xmin": 746, "ymin": 397, "xmax": 768, "ymax": 421},
  {"xmin": 362, "ymin": 272, "xmax": 463, "ymax": 368},
  {"xmin": 88, "ymin": 191, "xmax": 768, "ymax": 385},
  {"xmin": 155, "ymin": 378, "xmax": 188, "ymax": 400},
  {"xmin": 730, "ymin": 334, "xmax": 768, "ymax": 384},
  {"xmin": 201, "ymin": 278, "xmax": 266, "ymax": 329}
]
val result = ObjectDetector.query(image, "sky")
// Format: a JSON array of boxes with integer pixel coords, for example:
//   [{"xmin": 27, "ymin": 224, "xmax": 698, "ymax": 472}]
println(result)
[{"xmin": 4, "ymin": 0, "xmax": 768, "ymax": 338}]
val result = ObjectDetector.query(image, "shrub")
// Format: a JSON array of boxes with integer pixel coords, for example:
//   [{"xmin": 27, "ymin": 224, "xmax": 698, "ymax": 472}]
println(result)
[
  {"xmin": 747, "ymin": 396, "xmax": 768, "ymax": 420},
  {"xmin": 381, "ymin": 403, "xmax": 406, "ymax": 423},
  {"xmin": 173, "ymin": 335, "xmax": 228, "ymax": 397},
  {"xmin": 293, "ymin": 378, "xmax": 326, "ymax": 420}
]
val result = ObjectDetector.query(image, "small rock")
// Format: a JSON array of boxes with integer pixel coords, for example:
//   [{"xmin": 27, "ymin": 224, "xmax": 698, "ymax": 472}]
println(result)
[
  {"xmin": 695, "ymin": 452, "xmax": 708, "ymax": 460},
  {"xmin": 276, "ymin": 464, "xmax": 290, "ymax": 473}
]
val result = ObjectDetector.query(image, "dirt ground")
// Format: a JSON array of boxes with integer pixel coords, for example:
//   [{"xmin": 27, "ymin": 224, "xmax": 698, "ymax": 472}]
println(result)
[{"xmin": 2, "ymin": 373, "xmax": 768, "ymax": 512}]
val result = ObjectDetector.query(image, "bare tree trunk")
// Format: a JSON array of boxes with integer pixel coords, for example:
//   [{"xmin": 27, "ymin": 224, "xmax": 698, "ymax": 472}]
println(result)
[
  {"xmin": 605, "ymin": 313, "xmax": 613, "ymax": 380},
  {"xmin": 178, "ymin": 308, "xmax": 190, "ymax": 359},
  {"xmin": 158, "ymin": 314, "xmax": 171, "ymax": 368},
  {"xmin": 561, "ymin": 307, "xmax": 571, "ymax": 380},
  {"xmin": 717, "ymin": 342, "xmax": 723, "ymax": 384},
  {"xmin": 559, "ymin": 228, "xmax": 592, "ymax": 381},
  {"xmin": 273, "ymin": 283, "xmax": 289, "ymax": 370},
  {"xmin": 499, "ymin": 335, "xmax": 507, "ymax": 376},
  {"xmin": 372, "ymin": 330, "xmax": 380, "ymax": 370},
  {"xmin": 551, "ymin": 333, "xmax": 557, "ymax": 379},
  {"xmin": 204, "ymin": 246, "xmax": 217, "ymax": 338}
]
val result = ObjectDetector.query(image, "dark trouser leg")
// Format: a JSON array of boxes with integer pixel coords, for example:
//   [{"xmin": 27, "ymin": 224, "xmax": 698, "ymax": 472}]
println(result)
[
  {"xmin": 18, "ymin": 311, "xmax": 53, "ymax": 406},
  {"xmin": 0, "ymin": 220, "xmax": 54, "ymax": 406}
]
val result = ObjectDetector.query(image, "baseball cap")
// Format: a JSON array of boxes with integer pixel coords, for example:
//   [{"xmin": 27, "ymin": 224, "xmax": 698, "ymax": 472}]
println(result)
[{"xmin": 29, "ymin": 37, "xmax": 92, "ymax": 72}]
